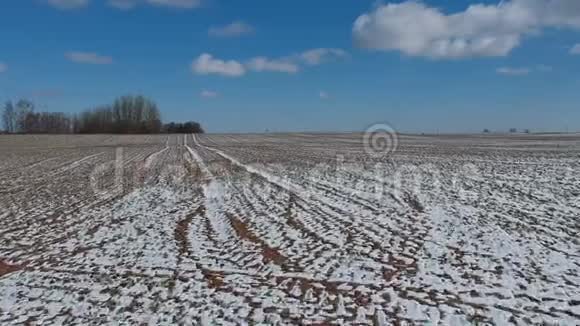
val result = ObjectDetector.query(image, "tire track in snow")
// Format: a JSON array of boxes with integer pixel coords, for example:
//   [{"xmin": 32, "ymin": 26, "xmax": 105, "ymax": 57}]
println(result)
[
  {"xmin": 144, "ymin": 136, "xmax": 170, "ymax": 169},
  {"xmin": 228, "ymin": 181, "xmax": 335, "ymax": 265},
  {"xmin": 50, "ymin": 152, "xmax": 106, "ymax": 177},
  {"xmin": 185, "ymin": 135, "xmax": 287, "ymax": 274},
  {"xmin": 197, "ymin": 140, "xmax": 387, "ymax": 246},
  {"xmin": 196, "ymin": 136, "xmax": 433, "ymax": 285},
  {"xmin": 185, "ymin": 134, "xmax": 211, "ymax": 178},
  {"xmin": 23, "ymin": 156, "xmax": 62, "ymax": 170}
]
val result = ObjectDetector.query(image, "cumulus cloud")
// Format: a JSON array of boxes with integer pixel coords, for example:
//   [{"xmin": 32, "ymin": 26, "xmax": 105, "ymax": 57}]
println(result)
[
  {"xmin": 192, "ymin": 53, "xmax": 246, "ymax": 77},
  {"xmin": 300, "ymin": 48, "xmax": 348, "ymax": 65},
  {"xmin": 353, "ymin": 0, "xmax": 580, "ymax": 59},
  {"xmin": 191, "ymin": 48, "xmax": 347, "ymax": 77},
  {"xmin": 209, "ymin": 21, "xmax": 254, "ymax": 37},
  {"xmin": 319, "ymin": 91, "xmax": 329, "ymax": 99},
  {"xmin": 200, "ymin": 89, "xmax": 218, "ymax": 98},
  {"xmin": 0, "ymin": 62, "xmax": 7, "ymax": 73},
  {"xmin": 570, "ymin": 44, "xmax": 580, "ymax": 54},
  {"xmin": 245, "ymin": 48, "xmax": 347, "ymax": 73},
  {"xmin": 496, "ymin": 67, "xmax": 531, "ymax": 75},
  {"xmin": 47, "ymin": 0, "xmax": 88, "ymax": 9},
  {"xmin": 65, "ymin": 51, "xmax": 113, "ymax": 64},
  {"xmin": 246, "ymin": 48, "xmax": 347, "ymax": 73},
  {"xmin": 246, "ymin": 57, "xmax": 299, "ymax": 74}
]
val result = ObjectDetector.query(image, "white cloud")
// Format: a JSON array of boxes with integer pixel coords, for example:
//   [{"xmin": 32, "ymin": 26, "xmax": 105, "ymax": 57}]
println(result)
[
  {"xmin": 192, "ymin": 53, "xmax": 246, "ymax": 77},
  {"xmin": 0, "ymin": 62, "xmax": 7, "ymax": 73},
  {"xmin": 496, "ymin": 67, "xmax": 531, "ymax": 75},
  {"xmin": 496, "ymin": 64, "xmax": 552, "ymax": 75},
  {"xmin": 65, "ymin": 51, "xmax": 113, "ymax": 64},
  {"xmin": 200, "ymin": 89, "xmax": 218, "ymax": 98},
  {"xmin": 319, "ymin": 91, "xmax": 329, "ymax": 99},
  {"xmin": 107, "ymin": 0, "xmax": 137, "ymax": 10},
  {"xmin": 47, "ymin": 0, "xmax": 88, "ymax": 9},
  {"xmin": 301, "ymin": 48, "xmax": 348, "ymax": 65},
  {"xmin": 246, "ymin": 57, "xmax": 299, "ymax": 74},
  {"xmin": 353, "ymin": 0, "xmax": 580, "ymax": 59},
  {"xmin": 570, "ymin": 44, "xmax": 580, "ymax": 54},
  {"xmin": 147, "ymin": 0, "xmax": 200, "ymax": 8},
  {"xmin": 191, "ymin": 48, "xmax": 346, "ymax": 77},
  {"xmin": 245, "ymin": 48, "xmax": 346, "ymax": 74},
  {"xmin": 209, "ymin": 21, "xmax": 254, "ymax": 37}
]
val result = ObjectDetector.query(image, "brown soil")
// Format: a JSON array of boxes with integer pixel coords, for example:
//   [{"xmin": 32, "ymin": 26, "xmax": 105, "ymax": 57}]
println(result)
[
  {"xmin": 228, "ymin": 213, "xmax": 287, "ymax": 266},
  {"xmin": 202, "ymin": 270, "xmax": 225, "ymax": 289},
  {"xmin": 175, "ymin": 205, "xmax": 205, "ymax": 258},
  {"xmin": 0, "ymin": 259, "xmax": 21, "ymax": 277}
]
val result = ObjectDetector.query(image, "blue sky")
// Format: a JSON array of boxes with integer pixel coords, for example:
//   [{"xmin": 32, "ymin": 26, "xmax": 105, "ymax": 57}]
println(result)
[{"xmin": 1, "ymin": 0, "xmax": 580, "ymax": 133}]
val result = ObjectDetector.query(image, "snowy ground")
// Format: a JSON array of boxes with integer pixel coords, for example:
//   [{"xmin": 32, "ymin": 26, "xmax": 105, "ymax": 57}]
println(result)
[{"xmin": 0, "ymin": 133, "xmax": 579, "ymax": 325}]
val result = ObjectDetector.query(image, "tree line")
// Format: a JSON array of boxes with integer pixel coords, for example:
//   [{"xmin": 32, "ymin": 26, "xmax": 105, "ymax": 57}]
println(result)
[
  {"xmin": 163, "ymin": 121, "xmax": 204, "ymax": 134},
  {"xmin": 1, "ymin": 95, "xmax": 203, "ymax": 134}
]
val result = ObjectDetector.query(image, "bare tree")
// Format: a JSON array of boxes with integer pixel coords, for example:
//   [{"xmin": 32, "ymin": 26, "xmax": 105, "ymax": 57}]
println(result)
[
  {"xmin": 2, "ymin": 101, "xmax": 16, "ymax": 133},
  {"xmin": 3, "ymin": 94, "xmax": 195, "ymax": 135},
  {"xmin": 77, "ymin": 95, "xmax": 162, "ymax": 134},
  {"xmin": 163, "ymin": 121, "xmax": 204, "ymax": 133},
  {"xmin": 15, "ymin": 99, "xmax": 34, "ymax": 133}
]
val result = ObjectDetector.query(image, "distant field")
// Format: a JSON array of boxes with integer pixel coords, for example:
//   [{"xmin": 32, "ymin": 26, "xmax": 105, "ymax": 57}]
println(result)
[{"xmin": 0, "ymin": 133, "xmax": 579, "ymax": 324}]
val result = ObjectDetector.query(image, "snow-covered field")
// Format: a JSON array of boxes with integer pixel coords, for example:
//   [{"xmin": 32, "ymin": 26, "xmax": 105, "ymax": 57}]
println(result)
[{"xmin": 0, "ymin": 133, "xmax": 579, "ymax": 325}]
